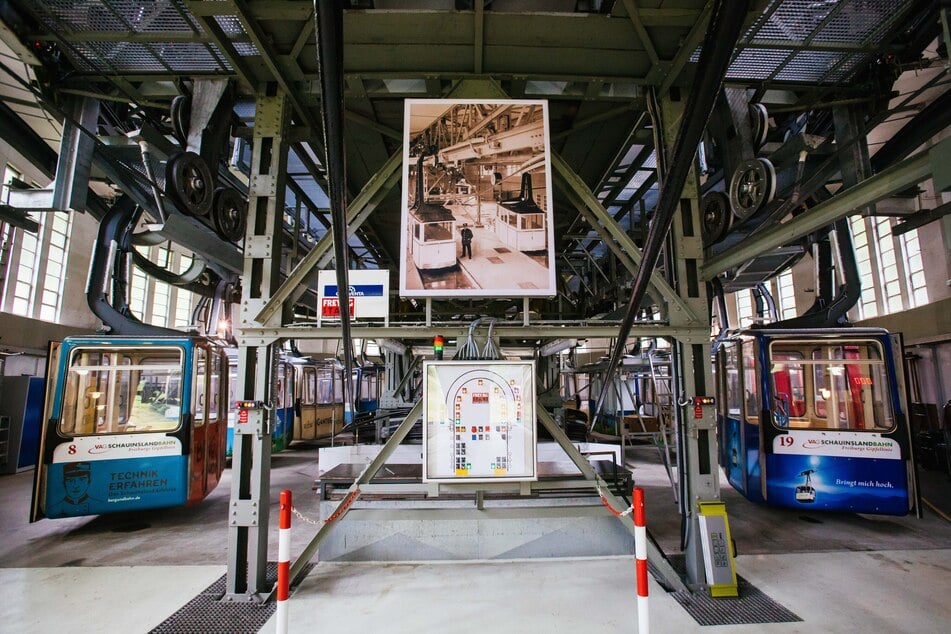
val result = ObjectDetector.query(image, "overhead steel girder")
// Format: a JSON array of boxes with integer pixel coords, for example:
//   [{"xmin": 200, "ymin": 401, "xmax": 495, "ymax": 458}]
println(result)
[
  {"xmin": 237, "ymin": 324, "xmax": 712, "ymax": 347},
  {"xmin": 551, "ymin": 152, "xmax": 702, "ymax": 325},
  {"xmin": 701, "ymin": 147, "xmax": 936, "ymax": 280},
  {"xmin": 254, "ymin": 149, "xmax": 402, "ymax": 324}
]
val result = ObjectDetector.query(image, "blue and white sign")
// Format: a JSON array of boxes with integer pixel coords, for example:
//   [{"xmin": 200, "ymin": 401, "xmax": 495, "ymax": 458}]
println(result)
[{"xmin": 317, "ymin": 269, "xmax": 390, "ymax": 321}]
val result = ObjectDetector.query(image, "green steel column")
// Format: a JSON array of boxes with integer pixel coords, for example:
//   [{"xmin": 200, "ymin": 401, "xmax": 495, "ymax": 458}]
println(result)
[
  {"xmin": 657, "ymin": 93, "xmax": 722, "ymax": 590},
  {"xmin": 226, "ymin": 90, "xmax": 290, "ymax": 600}
]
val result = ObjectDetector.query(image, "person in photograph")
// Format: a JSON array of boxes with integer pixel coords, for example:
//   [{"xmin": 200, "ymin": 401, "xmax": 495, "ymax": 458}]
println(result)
[{"xmin": 460, "ymin": 223, "xmax": 473, "ymax": 259}]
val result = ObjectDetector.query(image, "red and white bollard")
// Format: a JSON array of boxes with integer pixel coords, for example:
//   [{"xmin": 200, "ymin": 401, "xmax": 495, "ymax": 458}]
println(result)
[
  {"xmin": 276, "ymin": 489, "xmax": 292, "ymax": 634},
  {"xmin": 633, "ymin": 487, "xmax": 649, "ymax": 634}
]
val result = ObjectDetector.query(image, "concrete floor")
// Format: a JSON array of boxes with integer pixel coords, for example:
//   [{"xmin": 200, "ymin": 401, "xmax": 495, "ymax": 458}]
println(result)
[{"xmin": 2, "ymin": 444, "xmax": 950, "ymax": 633}]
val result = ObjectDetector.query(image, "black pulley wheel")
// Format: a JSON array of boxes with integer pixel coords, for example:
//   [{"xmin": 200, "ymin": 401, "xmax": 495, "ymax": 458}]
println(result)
[
  {"xmin": 212, "ymin": 187, "xmax": 247, "ymax": 242},
  {"xmin": 749, "ymin": 102, "xmax": 769, "ymax": 150},
  {"xmin": 170, "ymin": 95, "xmax": 191, "ymax": 145},
  {"xmin": 728, "ymin": 157, "xmax": 776, "ymax": 221},
  {"xmin": 701, "ymin": 191, "xmax": 731, "ymax": 246},
  {"xmin": 166, "ymin": 151, "xmax": 213, "ymax": 217}
]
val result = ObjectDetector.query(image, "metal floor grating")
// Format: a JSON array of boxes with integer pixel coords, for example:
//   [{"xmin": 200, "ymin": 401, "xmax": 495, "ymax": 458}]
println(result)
[
  {"xmin": 149, "ymin": 563, "xmax": 314, "ymax": 634},
  {"xmin": 671, "ymin": 574, "xmax": 802, "ymax": 626}
]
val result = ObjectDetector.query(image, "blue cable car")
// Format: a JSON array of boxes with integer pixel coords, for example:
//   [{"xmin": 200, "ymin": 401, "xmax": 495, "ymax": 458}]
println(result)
[
  {"xmin": 715, "ymin": 328, "xmax": 916, "ymax": 516},
  {"xmin": 31, "ymin": 336, "xmax": 228, "ymax": 520}
]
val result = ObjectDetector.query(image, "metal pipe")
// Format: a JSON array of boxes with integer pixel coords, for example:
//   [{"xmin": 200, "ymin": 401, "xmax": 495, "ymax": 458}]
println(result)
[
  {"xmin": 315, "ymin": 0, "xmax": 356, "ymax": 424},
  {"xmin": 591, "ymin": 0, "xmax": 751, "ymax": 430}
]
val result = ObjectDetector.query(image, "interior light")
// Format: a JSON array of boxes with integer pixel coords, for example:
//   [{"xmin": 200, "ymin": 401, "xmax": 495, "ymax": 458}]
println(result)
[
  {"xmin": 829, "ymin": 366, "xmax": 844, "ymax": 376},
  {"xmin": 819, "ymin": 388, "xmax": 831, "ymax": 400},
  {"xmin": 90, "ymin": 391, "xmax": 103, "ymax": 399}
]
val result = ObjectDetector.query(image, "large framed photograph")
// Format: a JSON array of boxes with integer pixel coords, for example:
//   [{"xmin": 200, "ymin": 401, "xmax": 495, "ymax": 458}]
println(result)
[{"xmin": 399, "ymin": 99, "xmax": 556, "ymax": 298}]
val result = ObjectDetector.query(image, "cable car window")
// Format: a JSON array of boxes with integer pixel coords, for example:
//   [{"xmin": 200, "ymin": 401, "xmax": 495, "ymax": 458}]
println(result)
[
  {"xmin": 742, "ymin": 341, "xmax": 758, "ymax": 424},
  {"xmin": 60, "ymin": 347, "xmax": 183, "ymax": 435},
  {"xmin": 276, "ymin": 362, "xmax": 292, "ymax": 408},
  {"xmin": 523, "ymin": 213, "xmax": 544, "ymax": 229},
  {"xmin": 768, "ymin": 349, "xmax": 807, "ymax": 427},
  {"xmin": 208, "ymin": 348, "xmax": 222, "ymax": 423},
  {"xmin": 302, "ymin": 367, "xmax": 316, "ymax": 405},
  {"xmin": 724, "ymin": 343, "xmax": 741, "ymax": 417},
  {"xmin": 788, "ymin": 340, "xmax": 896, "ymax": 432},
  {"xmin": 424, "ymin": 221, "xmax": 453, "ymax": 241},
  {"xmin": 316, "ymin": 368, "xmax": 335, "ymax": 404},
  {"xmin": 193, "ymin": 347, "xmax": 207, "ymax": 427}
]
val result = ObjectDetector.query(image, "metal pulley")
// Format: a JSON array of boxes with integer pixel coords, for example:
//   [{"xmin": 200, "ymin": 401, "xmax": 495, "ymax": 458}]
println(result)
[
  {"xmin": 701, "ymin": 191, "xmax": 731, "ymax": 246},
  {"xmin": 728, "ymin": 157, "xmax": 776, "ymax": 221},
  {"xmin": 212, "ymin": 187, "xmax": 247, "ymax": 242},
  {"xmin": 749, "ymin": 102, "xmax": 769, "ymax": 150},
  {"xmin": 166, "ymin": 151, "xmax": 213, "ymax": 217}
]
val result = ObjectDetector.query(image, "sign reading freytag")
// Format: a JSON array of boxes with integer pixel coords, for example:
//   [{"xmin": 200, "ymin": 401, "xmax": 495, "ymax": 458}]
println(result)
[
  {"xmin": 399, "ymin": 99, "xmax": 557, "ymax": 298},
  {"xmin": 316, "ymin": 269, "xmax": 389, "ymax": 322}
]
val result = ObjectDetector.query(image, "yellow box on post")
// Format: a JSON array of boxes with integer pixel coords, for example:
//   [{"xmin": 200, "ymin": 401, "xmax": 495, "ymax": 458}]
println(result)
[{"xmin": 697, "ymin": 500, "xmax": 739, "ymax": 597}]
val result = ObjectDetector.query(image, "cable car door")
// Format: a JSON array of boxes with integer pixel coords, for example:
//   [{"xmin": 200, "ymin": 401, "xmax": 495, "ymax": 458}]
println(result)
[
  {"xmin": 190, "ymin": 346, "xmax": 211, "ymax": 502},
  {"xmin": 30, "ymin": 341, "xmax": 61, "ymax": 522},
  {"xmin": 890, "ymin": 332, "xmax": 919, "ymax": 513}
]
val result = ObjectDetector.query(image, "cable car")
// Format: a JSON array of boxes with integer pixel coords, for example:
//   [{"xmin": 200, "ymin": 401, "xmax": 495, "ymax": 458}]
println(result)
[
  {"xmin": 293, "ymin": 359, "xmax": 345, "ymax": 442},
  {"xmin": 31, "ymin": 336, "xmax": 228, "ymax": 521},
  {"xmin": 715, "ymin": 328, "xmax": 916, "ymax": 516},
  {"xmin": 225, "ymin": 352, "xmax": 295, "ymax": 458},
  {"xmin": 496, "ymin": 172, "xmax": 547, "ymax": 252}
]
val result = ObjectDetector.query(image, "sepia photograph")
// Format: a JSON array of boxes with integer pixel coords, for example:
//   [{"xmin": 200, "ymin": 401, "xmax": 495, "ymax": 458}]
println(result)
[{"xmin": 399, "ymin": 99, "xmax": 556, "ymax": 298}]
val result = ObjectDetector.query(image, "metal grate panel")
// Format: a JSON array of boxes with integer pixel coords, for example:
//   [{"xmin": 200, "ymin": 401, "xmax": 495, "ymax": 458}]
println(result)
[
  {"xmin": 160, "ymin": 42, "xmax": 231, "ymax": 72},
  {"xmin": 149, "ymin": 563, "xmax": 314, "ymax": 634},
  {"xmin": 27, "ymin": 0, "xmax": 196, "ymax": 35},
  {"xmin": 814, "ymin": 0, "xmax": 899, "ymax": 44},
  {"xmin": 775, "ymin": 50, "xmax": 846, "ymax": 83},
  {"xmin": 750, "ymin": 0, "xmax": 831, "ymax": 44},
  {"xmin": 672, "ymin": 574, "xmax": 802, "ymax": 626},
  {"xmin": 726, "ymin": 49, "xmax": 792, "ymax": 80}
]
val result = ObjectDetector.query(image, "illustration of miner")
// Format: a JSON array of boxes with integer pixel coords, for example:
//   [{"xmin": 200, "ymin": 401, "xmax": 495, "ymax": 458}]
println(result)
[{"xmin": 47, "ymin": 462, "xmax": 101, "ymax": 517}]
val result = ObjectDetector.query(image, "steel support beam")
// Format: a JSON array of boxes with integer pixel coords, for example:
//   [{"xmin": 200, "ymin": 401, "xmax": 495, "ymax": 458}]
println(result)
[
  {"xmin": 280, "ymin": 399, "xmax": 688, "ymax": 597},
  {"xmin": 655, "ymin": 94, "xmax": 722, "ymax": 590},
  {"xmin": 237, "ymin": 324, "xmax": 709, "ymax": 346},
  {"xmin": 226, "ymin": 91, "xmax": 290, "ymax": 601},
  {"xmin": 551, "ymin": 152, "xmax": 701, "ymax": 324},
  {"xmin": 50, "ymin": 97, "xmax": 98, "ymax": 212},
  {"xmin": 701, "ymin": 148, "xmax": 935, "ymax": 279}
]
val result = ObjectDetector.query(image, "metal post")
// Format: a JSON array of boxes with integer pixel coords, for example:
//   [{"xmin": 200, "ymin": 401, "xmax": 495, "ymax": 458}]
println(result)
[
  {"xmin": 656, "ymin": 91, "xmax": 722, "ymax": 590},
  {"xmin": 226, "ymin": 89, "xmax": 290, "ymax": 601}
]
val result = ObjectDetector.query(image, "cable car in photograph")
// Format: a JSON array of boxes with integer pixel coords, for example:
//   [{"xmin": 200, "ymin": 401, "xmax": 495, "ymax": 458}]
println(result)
[
  {"xmin": 31, "ymin": 336, "xmax": 229, "ymax": 521},
  {"xmin": 714, "ymin": 327, "xmax": 917, "ymax": 516}
]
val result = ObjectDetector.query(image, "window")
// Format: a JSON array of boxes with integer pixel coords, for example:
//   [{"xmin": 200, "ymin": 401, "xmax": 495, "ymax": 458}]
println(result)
[
  {"xmin": 735, "ymin": 290, "xmax": 754, "ymax": 328},
  {"xmin": 59, "ymin": 347, "xmax": 184, "ymax": 435},
  {"xmin": 724, "ymin": 343, "xmax": 741, "ymax": 418},
  {"xmin": 302, "ymin": 367, "xmax": 316, "ymax": 405},
  {"xmin": 874, "ymin": 217, "xmax": 903, "ymax": 314},
  {"xmin": 773, "ymin": 269, "xmax": 797, "ymax": 320},
  {"xmin": 849, "ymin": 216, "xmax": 878, "ymax": 319},
  {"xmin": 900, "ymin": 229, "xmax": 928, "ymax": 308},
  {"xmin": 769, "ymin": 350, "xmax": 807, "ymax": 425},
  {"xmin": 316, "ymin": 367, "xmax": 335, "ymax": 404},
  {"xmin": 742, "ymin": 341, "xmax": 759, "ymax": 423},
  {"xmin": 760, "ymin": 340, "xmax": 897, "ymax": 432},
  {"xmin": 38, "ymin": 212, "xmax": 72, "ymax": 322}
]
